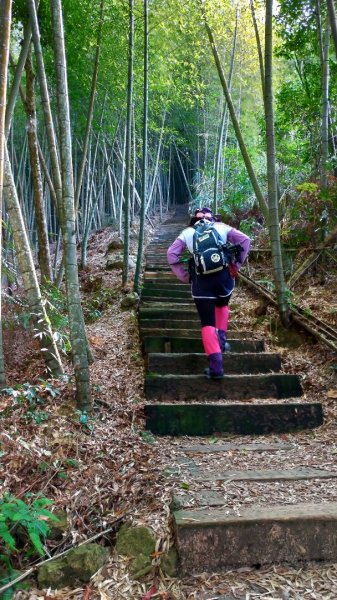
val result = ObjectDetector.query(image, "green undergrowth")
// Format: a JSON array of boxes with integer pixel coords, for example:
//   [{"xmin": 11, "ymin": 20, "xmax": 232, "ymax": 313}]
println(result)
[
  {"xmin": 82, "ymin": 286, "xmax": 119, "ymax": 323},
  {"xmin": 2, "ymin": 280, "xmax": 119, "ymax": 365},
  {"xmin": 0, "ymin": 380, "xmax": 60, "ymax": 423},
  {"xmin": 0, "ymin": 495, "xmax": 59, "ymax": 598}
]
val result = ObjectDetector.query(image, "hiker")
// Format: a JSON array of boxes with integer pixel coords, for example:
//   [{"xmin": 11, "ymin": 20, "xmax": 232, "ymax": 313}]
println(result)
[{"xmin": 167, "ymin": 206, "xmax": 251, "ymax": 379}]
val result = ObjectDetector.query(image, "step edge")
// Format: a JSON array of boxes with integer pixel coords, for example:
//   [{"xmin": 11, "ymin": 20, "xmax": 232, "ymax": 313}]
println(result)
[{"xmin": 174, "ymin": 502, "xmax": 337, "ymax": 526}]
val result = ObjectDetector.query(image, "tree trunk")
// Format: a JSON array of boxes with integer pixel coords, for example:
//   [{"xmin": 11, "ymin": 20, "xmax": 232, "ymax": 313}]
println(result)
[
  {"xmin": 4, "ymin": 145, "xmax": 64, "ymax": 376},
  {"xmin": 5, "ymin": 16, "xmax": 35, "ymax": 138},
  {"xmin": 0, "ymin": 0, "xmax": 12, "ymax": 384},
  {"xmin": 28, "ymin": 0, "xmax": 63, "ymax": 213},
  {"xmin": 320, "ymin": 11, "xmax": 331, "ymax": 189},
  {"xmin": 250, "ymin": 0, "xmax": 265, "ymax": 100},
  {"xmin": 75, "ymin": 0, "xmax": 104, "ymax": 216},
  {"xmin": 145, "ymin": 112, "xmax": 167, "ymax": 213},
  {"xmin": 134, "ymin": 0, "xmax": 148, "ymax": 294},
  {"xmin": 265, "ymin": 0, "xmax": 290, "ymax": 326},
  {"xmin": 201, "ymin": 4, "xmax": 269, "ymax": 220},
  {"xmin": 81, "ymin": 111, "xmax": 105, "ymax": 268},
  {"xmin": 327, "ymin": 0, "xmax": 337, "ymax": 59},
  {"xmin": 81, "ymin": 149, "xmax": 115, "ymax": 267},
  {"xmin": 214, "ymin": 5, "xmax": 238, "ymax": 212},
  {"xmin": 50, "ymin": 0, "xmax": 91, "ymax": 410},
  {"xmin": 173, "ymin": 140, "xmax": 193, "ymax": 203},
  {"xmin": 25, "ymin": 50, "xmax": 53, "ymax": 283},
  {"xmin": 131, "ymin": 103, "xmax": 136, "ymax": 225},
  {"xmin": 118, "ymin": 124, "xmax": 127, "ymax": 237},
  {"xmin": 122, "ymin": 0, "xmax": 134, "ymax": 286}
]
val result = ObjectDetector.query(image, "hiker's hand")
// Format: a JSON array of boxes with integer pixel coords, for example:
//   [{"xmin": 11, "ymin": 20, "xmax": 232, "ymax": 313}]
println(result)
[{"xmin": 229, "ymin": 263, "xmax": 239, "ymax": 278}]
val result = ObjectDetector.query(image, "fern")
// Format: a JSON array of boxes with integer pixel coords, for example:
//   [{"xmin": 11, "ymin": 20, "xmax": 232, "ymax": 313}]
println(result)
[
  {"xmin": 0, "ymin": 519, "xmax": 16, "ymax": 551},
  {"xmin": 0, "ymin": 555, "xmax": 21, "ymax": 600},
  {"xmin": 0, "ymin": 495, "xmax": 59, "ymax": 556}
]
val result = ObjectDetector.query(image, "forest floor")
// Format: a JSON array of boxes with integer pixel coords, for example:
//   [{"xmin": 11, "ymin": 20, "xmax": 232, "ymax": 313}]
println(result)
[{"xmin": 2, "ymin": 211, "xmax": 337, "ymax": 599}]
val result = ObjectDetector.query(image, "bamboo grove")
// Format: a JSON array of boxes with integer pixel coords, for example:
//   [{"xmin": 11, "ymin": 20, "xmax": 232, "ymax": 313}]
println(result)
[{"xmin": 0, "ymin": 0, "xmax": 337, "ymax": 407}]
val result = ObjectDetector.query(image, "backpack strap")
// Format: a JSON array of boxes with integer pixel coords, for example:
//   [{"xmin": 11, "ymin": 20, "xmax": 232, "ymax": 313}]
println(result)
[{"xmin": 192, "ymin": 219, "xmax": 207, "ymax": 253}]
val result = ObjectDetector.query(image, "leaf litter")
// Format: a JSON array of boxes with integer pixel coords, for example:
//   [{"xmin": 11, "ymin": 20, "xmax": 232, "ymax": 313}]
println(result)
[{"xmin": 1, "ymin": 218, "xmax": 337, "ymax": 599}]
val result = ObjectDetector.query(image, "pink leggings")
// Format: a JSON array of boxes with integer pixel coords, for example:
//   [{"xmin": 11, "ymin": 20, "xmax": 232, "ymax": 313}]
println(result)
[{"xmin": 194, "ymin": 297, "xmax": 230, "ymax": 329}]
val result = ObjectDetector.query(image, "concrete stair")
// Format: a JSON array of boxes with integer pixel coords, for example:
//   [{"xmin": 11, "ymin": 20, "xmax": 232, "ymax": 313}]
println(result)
[
  {"xmin": 142, "ymin": 336, "xmax": 265, "ymax": 353},
  {"xmin": 145, "ymin": 403, "xmax": 323, "ymax": 435},
  {"xmin": 174, "ymin": 503, "xmax": 337, "ymax": 575},
  {"xmin": 147, "ymin": 351, "xmax": 282, "ymax": 374},
  {"xmin": 139, "ymin": 206, "xmax": 328, "ymax": 575}
]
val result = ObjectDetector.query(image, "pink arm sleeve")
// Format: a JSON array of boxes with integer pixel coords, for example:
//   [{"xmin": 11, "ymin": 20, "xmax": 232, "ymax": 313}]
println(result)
[
  {"xmin": 167, "ymin": 238, "xmax": 190, "ymax": 283},
  {"xmin": 227, "ymin": 228, "xmax": 251, "ymax": 267}
]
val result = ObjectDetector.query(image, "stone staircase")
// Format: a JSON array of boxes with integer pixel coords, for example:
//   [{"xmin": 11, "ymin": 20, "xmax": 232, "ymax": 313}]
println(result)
[{"xmin": 139, "ymin": 207, "xmax": 337, "ymax": 576}]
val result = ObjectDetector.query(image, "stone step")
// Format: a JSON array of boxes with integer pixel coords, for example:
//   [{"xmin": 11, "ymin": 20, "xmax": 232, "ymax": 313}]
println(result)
[
  {"xmin": 141, "ymin": 295, "xmax": 194, "ymax": 304},
  {"xmin": 140, "ymin": 325, "xmax": 252, "ymax": 337},
  {"xmin": 141, "ymin": 287, "xmax": 191, "ymax": 298},
  {"xmin": 148, "ymin": 230, "xmax": 185, "ymax": 238},
  {"xmin": 147, "ymin": 240, "xmax": 176, "ymax": 246},
  {"xmin": 139, "ymin": 306, "xmax": 202, "ymax": 319},
  {"xmin": 145, "ymin": 264, "xmax": 171, "ymax": 271},
  {"xmin": 142, "ymin": 282, "xmax": 189, "ymax": 292},
  {"xmin": 144, "ymin": 271, "xmax": 181, "ymax": 281},
  {"xmin": 145, "ymin": 373, "xmax": 302, "ymax": 401},
  {"xmin": 144, "ymin": 402, "xmax": 323, "ymax": 435},
  {"xmin": 146, "ymin": 243, "xmax": 175, "ymax": 248},
  {"xmin": 144, "ymin": 250, "xmax": 171, "ymax": 256},
  {"xmin": 142, "ymin": 337, "xmax": 264, "ymax": 353},
  {"xmin": 139, "ymin": 319, "xmax": 201, "ymax": 330},
  {"xmin": 145, "ymin": 256, "xmax": 172, "ymax": 262},
  {"xmin": 143, "ymin": 278, "xmax": 189, "ymax": 287},
  {"xmin": 179, "ymin": 466, "xmax": 337, "ymax": 483},
  {"xmin": 173, "ymin": 502, "xmax": 337, "ymax": 575},
  {"xmin": 144, "ymin": 259, "xmax": 174, "ymax": 265},
  {"xmin": 144, "ymin": 256, "xmax": 171, "ymax": 262},
  {"xmin": 140, "ymin": 303, "xmax": 253, "ymax": 322},
  {"xmin": 147, "ymin": 352, "xmax": 281, "ymax": 375},
  {"xmin": 181, "ymin": 442, "xmax": 295, "ymax": 453}
]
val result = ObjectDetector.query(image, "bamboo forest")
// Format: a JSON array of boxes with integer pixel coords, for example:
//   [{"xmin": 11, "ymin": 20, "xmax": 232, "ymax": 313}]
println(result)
[{"xmin": 2, "ymin": 0, "xmax": 337, "ymax": 597}]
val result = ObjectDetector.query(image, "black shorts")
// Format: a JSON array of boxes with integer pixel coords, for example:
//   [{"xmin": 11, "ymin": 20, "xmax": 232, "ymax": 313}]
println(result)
[{"xmin": 191, "ymin": 267, "xmax": 235, "ymax": 300}]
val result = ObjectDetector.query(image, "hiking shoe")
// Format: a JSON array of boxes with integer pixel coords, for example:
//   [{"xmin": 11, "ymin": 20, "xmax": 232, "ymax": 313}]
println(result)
[
  {"xmin": 217, "ymin": 329, "xmax": 231, "ymax": 353},
  {"xmin": 204, "ymin": 368, "xmax": 224, "ymax": 380},
  {"xmin": 204, "ymin": 352, "xmax": 224, "ymax": 379}
]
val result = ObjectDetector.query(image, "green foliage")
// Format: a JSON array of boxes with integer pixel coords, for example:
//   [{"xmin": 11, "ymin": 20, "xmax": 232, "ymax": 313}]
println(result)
[
  {"xmin": 274, "ymin": 0, "xmax": 337, "ymax": 194},
  {"xmin": 1, "ymin": 380, "xmax": 60, "ymax": 423},
  {"xmin": 2, "ymin": 294, "xmax": 32, "ymax": 331},
  {"xmin": 41, "ymin": 284, "xmax": 71, "ymax": 354},
  {"xmin": 83, "ymin": 287, "xmax": 117, "ymax": 323},
  {"xmin": 0, "ymin": 494, "xmax": 59, "ymax": 556},
  {"xmin": 235, "ymin": 218, "xmax": 256, "ymax": 237},
  {"xmin": 281, "ymin": 181, "xmax": 337, "ymax": 246},
  {"xmin": 256, "ymin": 279, "xmax": 275, "ymax": 292},
  {"xmin": 140, "ymin": 431, "xmax": 156, "ymax": 444},
  {"xmin": 179, "ymin": 482, "xmax": 189, "ymax": 490},
  {"xmin": 76, "ymin": 410, "xmax": 93, "ymax": 431},
  {"xmin": 0, "ymin": 561, "xmax": 22, "ymax": 600},
  {"xmin": 296, "ymin": 182, "xmax": 319, "ymax": 195},
  {"xmin": 0, "ymin": 494, "xmax": 59, "ymax": 598},
  {"xmin": 283, "ymin": 287, "xmax": 296, "ymax": 310}
]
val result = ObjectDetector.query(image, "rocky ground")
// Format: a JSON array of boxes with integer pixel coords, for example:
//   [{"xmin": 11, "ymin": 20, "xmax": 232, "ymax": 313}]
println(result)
[{"xmin": 1, "ymin": 211, "xmax": 337, "ymax": 599}]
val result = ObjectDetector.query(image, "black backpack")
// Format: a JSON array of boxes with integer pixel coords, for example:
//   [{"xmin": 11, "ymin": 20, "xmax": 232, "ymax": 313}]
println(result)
[{"xmin": 192, "ymin": 220, "xmax": 227, "ymax": 276}]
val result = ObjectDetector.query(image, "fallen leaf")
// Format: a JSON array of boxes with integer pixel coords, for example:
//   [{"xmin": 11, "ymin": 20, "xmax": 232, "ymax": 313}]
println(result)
[{"xmin": 141, "ymin": 585, "xmax": 157, "ymax": 600}]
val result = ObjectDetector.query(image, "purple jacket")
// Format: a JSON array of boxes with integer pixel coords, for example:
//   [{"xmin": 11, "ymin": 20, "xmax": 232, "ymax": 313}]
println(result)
[{"xmin": 167, "ymin": 226, "xmax": 251, "ymax": 283}]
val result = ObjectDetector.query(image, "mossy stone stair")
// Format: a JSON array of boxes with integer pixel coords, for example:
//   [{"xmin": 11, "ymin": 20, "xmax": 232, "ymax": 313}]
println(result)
[{"xmin": 140, "ymin": 207, "xmax": 328, "ymax": 574}]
